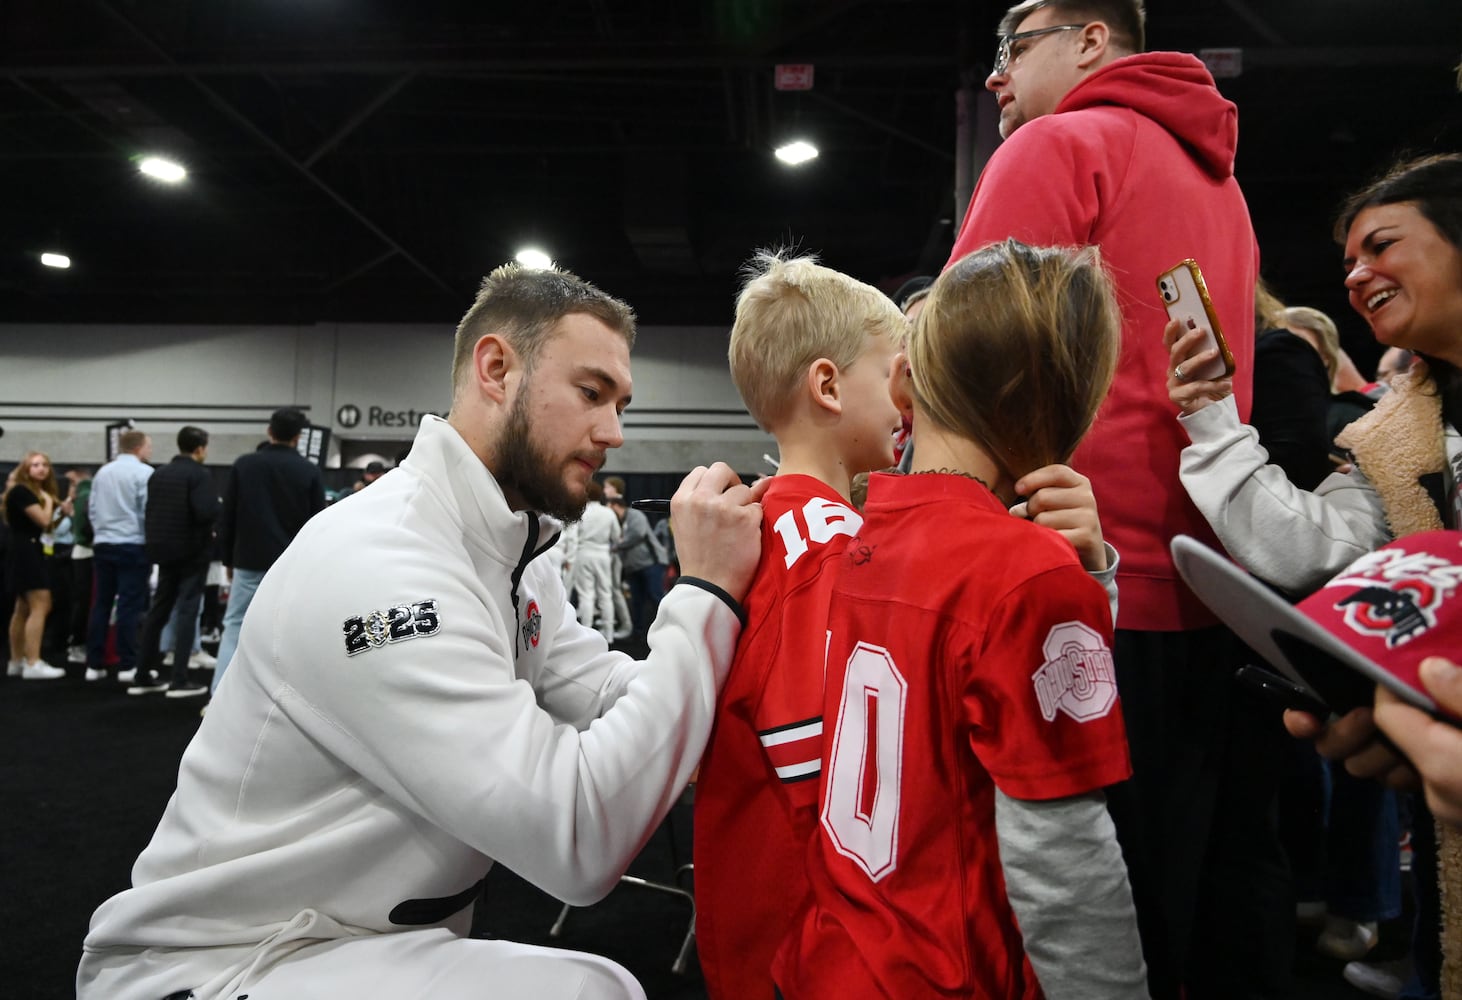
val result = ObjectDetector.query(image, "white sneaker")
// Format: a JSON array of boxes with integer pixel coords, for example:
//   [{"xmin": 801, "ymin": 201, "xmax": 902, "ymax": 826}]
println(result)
[
  {"xmin": 161, "ymin": 651, "xmax": 174, "ymax": 666},
  {"xmin": 1343, "ymin": 957, "xmax": 1411, "ymax": 999},
  {"xmin": 21, "ymin": 659, "xmax": 66, "ymax": 680},
  {"xmin": 189, "ymin": 649, "xmax": 217, "ymax": 669},
  {"xmin": 7, "ymin": 659, "xmax": 23, "ymax": 677},
  {"xmin": 117, "ymin": 668, "xmax": 137, "ymax": 683},
  {"xmin": 84, "ymin": 667, "xmax": 107, "ymax": 682},
  {"xmin": 1316, "ymin": 917, "xmax": 1379, "ymax": 961},
  {"xmin": 67, "ymin": 644, "xmax": 87, "ymax": 663}
]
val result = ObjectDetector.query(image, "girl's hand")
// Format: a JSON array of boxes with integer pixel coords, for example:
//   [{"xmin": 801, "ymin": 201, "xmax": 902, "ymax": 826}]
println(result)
[{"xmin": 1011, "ymin": 464, "xmax": 1107, "ymax": 572}]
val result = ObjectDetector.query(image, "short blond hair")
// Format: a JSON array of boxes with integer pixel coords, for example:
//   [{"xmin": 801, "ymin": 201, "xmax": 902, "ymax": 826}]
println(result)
[
  {"xmin": 1282, "ymin": 305, "xmax": 1341, "ymax": 389},
  {"xmin": 914, "ymin": 239, "xmax": 1119, "ymax": 481},
  {"xmin": 451, "ymin": 263, "xmax": 636, "ymax": 395},
  {"xmin": 728, "ymin": 251, "xmax": 909, "ymax": 431}
]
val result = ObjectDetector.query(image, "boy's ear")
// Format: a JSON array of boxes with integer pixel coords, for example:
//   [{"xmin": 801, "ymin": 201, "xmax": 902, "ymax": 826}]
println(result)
[
  {"xmin": 808, "ymin": 358, "xmax": 843, "ymax": 415},
  {"xmin": 889, "ymin": 352, "xmax": 915, "ymax": 418}
]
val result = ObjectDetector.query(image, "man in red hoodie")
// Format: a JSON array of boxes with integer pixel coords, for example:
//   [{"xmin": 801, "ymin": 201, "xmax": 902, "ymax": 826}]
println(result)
[{"xmin": 948, "ymin": 4, "xmax": 1280, "ymax": 999}]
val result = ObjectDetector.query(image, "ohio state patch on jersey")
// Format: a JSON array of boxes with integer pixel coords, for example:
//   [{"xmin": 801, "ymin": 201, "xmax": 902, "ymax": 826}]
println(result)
[
  {"xmin": 343, "ymin": 599, "xmax": 441, "ymax": 656},
  {"xmin": 1032, "ymin": 620, "xmax": 1117, "ymax": 723}
]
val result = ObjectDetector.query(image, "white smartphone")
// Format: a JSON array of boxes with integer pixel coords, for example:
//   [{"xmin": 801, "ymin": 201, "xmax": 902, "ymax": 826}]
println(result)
[{"xmin": 1156, "ymin": 259, "xmax": 1236, "ymax": 381}]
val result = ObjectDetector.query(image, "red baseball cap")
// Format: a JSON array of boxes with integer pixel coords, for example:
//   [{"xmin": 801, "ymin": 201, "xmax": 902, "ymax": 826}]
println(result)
[{"xmin": 1172, "ymin": 530, "xmax": 1462, "ymax": 722}]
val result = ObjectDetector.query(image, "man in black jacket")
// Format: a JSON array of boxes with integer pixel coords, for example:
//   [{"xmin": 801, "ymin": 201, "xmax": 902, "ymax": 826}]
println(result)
[
  {"xmin": 131, "ymin": 426, "xmax": 218, "ymax": 697},
  {"xmin": 212, "ymin": 407, "xmax": 326, "ymax": 695}
]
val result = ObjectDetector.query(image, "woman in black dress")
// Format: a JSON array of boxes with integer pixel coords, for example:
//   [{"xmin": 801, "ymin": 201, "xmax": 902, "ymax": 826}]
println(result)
[{"xmin": 4, "ymin": 451, "xmax": 65, "ymax": 679}]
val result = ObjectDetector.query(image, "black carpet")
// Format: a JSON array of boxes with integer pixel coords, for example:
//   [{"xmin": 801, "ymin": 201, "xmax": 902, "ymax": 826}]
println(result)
[
  {"xmin": 2, "ymin": 661, "xmax": 1393, "ymax": 999},
  {"xmin": 1, "ymin": 659, "xmax": 704, "ymax": 1000}
]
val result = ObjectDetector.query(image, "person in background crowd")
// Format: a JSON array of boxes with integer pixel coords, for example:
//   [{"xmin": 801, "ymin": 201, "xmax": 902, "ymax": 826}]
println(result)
[
  {"xmin": 1166, "ymin": 149, "xmax": 1462, "ymax": 1000},
  {"xmin": 602, "ymin": 476, "xmax": 634, "ymax": 639},
  {"xmin": 353, "ymin": 460, "xmax": 387, "ymax": 492},
  {"xmin": 41, "ymin": 467, "xmax": 79, "ymax": 668},
  {"xmin": 65, "ymin": 468, "xmax": 96, "ymax": 667},
  {"xmin": 5, "ymin": 450, "xmax": 66, "ymax": 680},
  {"xmin": 212, "ymin": 408, "xmax": 326, "ymax": 696},
  {"xmin": 86, "ymin": 431, "xmax": 154, "ymax": 684},
  {"xmin": 608, "ymin": 493, "xmax": 667, "ymax": 637},
  {"xmin": 1376, "ymin": 346, "xmax": 1415, "ymax": 387},
  {"xmin": 131, "ymin": 426, "xmax": 217, "ymax": 699},
  {"xmin": 568, "ymin": 479, "xmax": 620, "ymax": 640},
  {"xmin": 1279, "ymin": 305, "xmax": 1378, "ymax": 460},
  {"xmin": 1251, "ymin": 287, "xmax": 1335, "ymax": 491}
]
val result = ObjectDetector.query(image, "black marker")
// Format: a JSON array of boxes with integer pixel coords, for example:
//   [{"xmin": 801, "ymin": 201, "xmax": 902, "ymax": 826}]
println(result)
[{"xmin": 630, "ymin": 499, "xmax": 671, "ymax": 513}]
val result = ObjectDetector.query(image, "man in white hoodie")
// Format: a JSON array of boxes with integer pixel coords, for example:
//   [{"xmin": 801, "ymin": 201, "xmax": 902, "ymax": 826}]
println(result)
[{"xmin": 77, "ymin": 263, "xmax": 768, "ymax": 1000}]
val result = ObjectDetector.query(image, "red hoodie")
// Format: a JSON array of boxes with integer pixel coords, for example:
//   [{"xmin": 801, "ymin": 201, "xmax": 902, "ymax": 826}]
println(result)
[{"xmin": 949, "ymin": 52, "xmax": 1258, "ymax": 631}]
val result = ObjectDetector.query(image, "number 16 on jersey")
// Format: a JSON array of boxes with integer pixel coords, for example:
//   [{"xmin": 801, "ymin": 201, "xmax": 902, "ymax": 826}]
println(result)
[{"xmin": 772, "ymin": 496, "xmax": 863, "ymax": 568}]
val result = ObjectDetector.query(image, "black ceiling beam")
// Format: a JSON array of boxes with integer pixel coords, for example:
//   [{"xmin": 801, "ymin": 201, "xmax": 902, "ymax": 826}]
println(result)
[
  {"xmin": 84, "ymin": 0, "xmax": 459, "ymax": 300},
  {"xmin": 1219, "ymin": 0, "xmax": 1289, "ymax": 46},
  {"xmin": 803, "ymin": 90, "xmax": 955, "ymax": 162},
  {"xmin": 320, "ymin": 247, "xmax": 400, "ymax": 295},
  {"xmin": 1, "ymin": 52, "xmax": 957, "ymax": 80},
  {"xmin": 301, "ymin": 72, "xmax": 416, "ymax": 169}
]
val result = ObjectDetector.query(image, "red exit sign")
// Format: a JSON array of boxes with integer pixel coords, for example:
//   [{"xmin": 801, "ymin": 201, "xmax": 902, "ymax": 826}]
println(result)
[{"xmin": 774, "ymin": 64, "xmax": 815, "ymax": 91}]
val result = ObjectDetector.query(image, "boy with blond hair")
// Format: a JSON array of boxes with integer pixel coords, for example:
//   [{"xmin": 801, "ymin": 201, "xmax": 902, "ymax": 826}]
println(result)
[{"xmin": 693, "ymin": 251, "xmax": 907, "ymax": 1000}]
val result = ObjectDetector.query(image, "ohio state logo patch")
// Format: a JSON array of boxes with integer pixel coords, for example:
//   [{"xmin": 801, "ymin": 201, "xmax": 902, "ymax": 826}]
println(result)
[
  {"xmin": 1033, "ymin": 621, "xmax": 1117, "ymax": 723},
  {"xmin": 1326, "ymin": 547, "xmax": 1462, "ymax": 648},
  {"xmin": 521, "ymin": 599, "xmax": 542, "ymax": 649}
]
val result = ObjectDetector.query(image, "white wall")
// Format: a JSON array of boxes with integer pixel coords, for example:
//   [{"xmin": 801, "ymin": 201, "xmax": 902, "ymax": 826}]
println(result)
[{"xmin": 0, "ymin": 322, "xmax": 773, "ymax": 474}]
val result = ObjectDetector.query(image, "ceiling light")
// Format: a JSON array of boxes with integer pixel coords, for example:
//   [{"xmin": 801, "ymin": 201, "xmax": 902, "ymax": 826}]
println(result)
[
  {"xmin": 515, "ymin": 247, "xmax": 552, "ymax": 270},
  {"xmin": 774, "ymin": 140, "xmax": 819, "ymax": 166},
  {"xmin": 40, "ymin": 252, "xmax": 71, "ymax": 269},
  {"xmin": 138, "ymin": 156, "xmax": 187, "ymax": 183}
]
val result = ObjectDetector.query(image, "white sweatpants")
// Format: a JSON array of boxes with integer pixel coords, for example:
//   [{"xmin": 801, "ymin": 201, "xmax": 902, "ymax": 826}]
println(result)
[
  {"xmin": 570, "ymin": 551, "xmax": 614, "ymax": 639},
  {"xmin": 246, "ymin": 929, "xmax": 646, "ymax": 999},
  {"xmin": 80, "ymin": 928, "xmax": 646, "ymax": 1000}
]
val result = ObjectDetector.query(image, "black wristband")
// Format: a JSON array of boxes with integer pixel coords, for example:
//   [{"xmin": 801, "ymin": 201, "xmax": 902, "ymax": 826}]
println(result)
[{"xmin": 673, "ymin": 576, "xmax": 747, "ymax": 628}]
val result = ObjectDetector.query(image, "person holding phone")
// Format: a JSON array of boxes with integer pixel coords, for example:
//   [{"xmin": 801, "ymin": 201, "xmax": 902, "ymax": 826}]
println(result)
[{"xmin": 1166, "ymin": 151, "xmax": 1462, "ymax": 999}]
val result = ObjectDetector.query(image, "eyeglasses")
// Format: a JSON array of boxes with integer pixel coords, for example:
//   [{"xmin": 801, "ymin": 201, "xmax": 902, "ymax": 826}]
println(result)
[{"xmin": 993, "ymin": 23, "xmax": 1086, "ymax": 76}]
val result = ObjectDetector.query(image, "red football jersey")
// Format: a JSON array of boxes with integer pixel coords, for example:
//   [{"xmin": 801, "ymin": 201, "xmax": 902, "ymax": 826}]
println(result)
[
  {"xmin": 695, "ymin": 475, "xmax": 864, "ymax": 1000},
  {"xmin": 774, "ymin": 473, "xmax": 1132, "ymax": 999}
]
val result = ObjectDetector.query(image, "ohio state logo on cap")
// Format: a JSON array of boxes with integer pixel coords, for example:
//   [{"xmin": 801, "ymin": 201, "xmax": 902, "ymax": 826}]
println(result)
[{"xmin": 1300, "ymin": 532, "xmax": 1462, "ymax": 693}]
